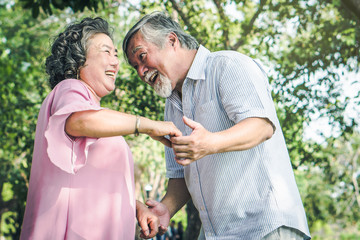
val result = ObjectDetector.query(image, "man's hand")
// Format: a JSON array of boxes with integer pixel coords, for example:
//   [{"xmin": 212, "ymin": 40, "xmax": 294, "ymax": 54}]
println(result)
[
  {"xmin": 171, "ymin": 116, "xmax": 275, "ymax": 166},
  {"xmin": 146, "ymin": 199, "xmax": 171, "ymax": 235},
  {"xmin": 136, "ymin": 201, "xmax": 160, "ymax": 239},
  {"xmin": 171, "ymin": 116, "xmax": 215, "ymax": 165}
]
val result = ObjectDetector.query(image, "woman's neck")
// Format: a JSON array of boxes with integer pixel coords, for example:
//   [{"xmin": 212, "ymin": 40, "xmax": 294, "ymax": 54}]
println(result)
[{"xmin": 79, "ymin": 80, "xmax": 101, "ymax": 104}]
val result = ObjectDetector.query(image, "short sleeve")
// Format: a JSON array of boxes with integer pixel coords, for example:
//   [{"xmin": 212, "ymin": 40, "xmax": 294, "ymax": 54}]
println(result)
[
  {"xmin": 217, "ymin": 54, "xmax": 276, "ymax": 129},
  {"xmin": 164, "ymin": 104, "xmax": 185, "ymax": 178},
  {"xmin": 44, "ymin": 79, "xmax": 104, "ymax": 174},
  {"xmin": 165, "ymin": 146, "xmax": 184, "ymax": 178}
]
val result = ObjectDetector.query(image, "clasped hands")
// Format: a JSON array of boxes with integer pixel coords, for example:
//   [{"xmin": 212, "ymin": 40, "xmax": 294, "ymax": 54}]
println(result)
[
  {"xmin": 151, "ymin": 116, "xmax": 214, "ymax": 165},
  {"xmin": 137, "ymin": 200, "xmax": 170, "ymax": 239},
  {"xmin": 170, "ymin": 116, "xmax": 215, "ymax": 166}
]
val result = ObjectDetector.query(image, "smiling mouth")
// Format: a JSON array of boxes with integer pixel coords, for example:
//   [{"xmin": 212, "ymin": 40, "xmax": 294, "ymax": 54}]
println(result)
[
  {"xmin": 149, "ymin": 72, "xmax": 158, "ymax": 84},
  {"xmin": 105, "ymin": 71, "xmax": 116, "ymax": 79}
]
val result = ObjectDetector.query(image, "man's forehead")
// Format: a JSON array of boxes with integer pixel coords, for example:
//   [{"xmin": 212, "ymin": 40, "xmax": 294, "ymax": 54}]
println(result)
[
  {"xmin": 127, "ymin": 32, "xmax": 148, "ymax": 51},
  {"xmin": 127, "ymin": 44, "xmax": 142, "ymax": 66},
  {"xmin": 131, "ymin": 45, "xmax": 143, "ymax": 54}
]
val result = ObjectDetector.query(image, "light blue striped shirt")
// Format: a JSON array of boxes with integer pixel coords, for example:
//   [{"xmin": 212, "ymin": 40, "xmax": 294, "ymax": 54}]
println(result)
[{"xmin": 164, "ymin": 46, "xmax": 310, "ymax": 239}]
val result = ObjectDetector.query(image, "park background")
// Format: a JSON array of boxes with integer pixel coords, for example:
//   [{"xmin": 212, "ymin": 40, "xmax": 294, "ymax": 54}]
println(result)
[{"xmin": 0, "ymin": 0, "xmax": 359, "ymax": 239}]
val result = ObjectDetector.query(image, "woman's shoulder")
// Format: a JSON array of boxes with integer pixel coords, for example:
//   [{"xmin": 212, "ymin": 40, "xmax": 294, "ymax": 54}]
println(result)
[
  {"xmin": 52, "ymin": 79, "xmax": 90, "ymax": 96},
  {"xmin": 55, "ymin": 79, "xmax": 86, "ymax": 90},
  {"xmin": 49, "ymin": 79, "xmax": 91, "ymax": 104}
]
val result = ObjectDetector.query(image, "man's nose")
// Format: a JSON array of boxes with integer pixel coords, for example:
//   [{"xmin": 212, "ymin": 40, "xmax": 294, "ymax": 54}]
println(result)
[{"xmin": 138, "ymin": 65, "xmax": 148, "ymax": 79}]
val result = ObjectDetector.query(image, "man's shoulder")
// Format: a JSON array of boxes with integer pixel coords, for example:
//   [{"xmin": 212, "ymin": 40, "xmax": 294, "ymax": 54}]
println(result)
[
  {"xmin": 206, "ymin": 50, "xmax": 255, "ymax": 71},
  {"xmin": 209, "ymin": 49, "xmax": 251, "ymax": 61}
]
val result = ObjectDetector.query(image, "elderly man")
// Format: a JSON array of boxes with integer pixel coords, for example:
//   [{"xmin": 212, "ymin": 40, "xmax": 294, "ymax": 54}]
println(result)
[{"xmin": 123, "ymin": 11, "xmax": 311, "ymax": 240}]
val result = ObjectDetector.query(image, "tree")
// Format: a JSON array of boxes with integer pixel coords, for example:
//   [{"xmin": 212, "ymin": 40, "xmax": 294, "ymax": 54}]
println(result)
[
  {"xmin": 0, "ymin": 1, "xmax": 171, "ymax": 238},
  {"xmin": 19, "ymin": 0, "xmax": 105, "ymax": 17},
  {"xmin": 296, "ymin": 132, "xmax": 360, "ymax": 238},
  {"xmin": 340, "ymin": 0, "xmax": 360, "ymax": 19},
  {"xmin": 1, "ymin": 0, "xmax": 359, "ymax": 239},
  {"xmin": 0, "ymin": 1, "xmax": 52, "ymax": 237}
]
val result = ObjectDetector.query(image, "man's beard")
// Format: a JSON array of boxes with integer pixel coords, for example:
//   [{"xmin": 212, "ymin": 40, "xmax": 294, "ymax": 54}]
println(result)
[{"xmin": 153, "ymin": 73, "xmax": 173, "ymax": 98}]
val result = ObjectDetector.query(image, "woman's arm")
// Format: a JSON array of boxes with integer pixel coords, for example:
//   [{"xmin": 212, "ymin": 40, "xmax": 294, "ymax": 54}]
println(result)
[{"xmin": 65, "ymin": 109, "xmax": 182, "ymax": 146}]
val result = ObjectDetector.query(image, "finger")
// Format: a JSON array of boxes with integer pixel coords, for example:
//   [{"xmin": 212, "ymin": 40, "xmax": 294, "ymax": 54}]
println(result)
[
  {"xmin": 175, "ymin": 157, "xmax": 192, "ymax": 166},
  {"xmin": 152, "ymin": 136, "xmax": 172, "ymax": 148},
  {"xmin": 158, "ymin": 137, "xmax": 172, "ymax": 148},
  {"xmin": 147, "ymin": 231, "xmax": 157, "ymax": 238},
  {"xmin": 139, "ymin": 224, "xmax": 150, "ymax": 238},
  {"xmin": 171, "ymin": 129, "xmax": 182, "ymax": 137},
  {"xmin": 183, "ymin": 116, "xmax": 200, "ymax": 130},
  {"xmin": 138, "ymin": 217, "xmax": 150, "ymax": 236},
  {"xmin": 174, "ymin": 152, "xmax": 192, "ymax": 160},
  {"xmin": 139, "ymin": 231, "xmax": 154, "ymax": 239},
  {"xmin": 145, "ymin": 199, "xmax": 158, "ymax": 208},
  {"xmin": 158, "ymin": 225, "xmax": 168, "ymax": 235},
  {"xmin": 172, "ymin": 144, "xmax": 190, "ymax": 153},
  {"xmin": 159, "ymin": 225, "xmax": 167, "ymax": 232},
  {"xmin": 173, "ymin": 146, "xmax": 188, "ymax": 154},
  {"xmin": 139, "ymin": 230, "xmax": 149, "ymax": 239},
  {"xmin": 171, "ymin": 135, "xmax": 192, "ymax": 145},
  {"xmin": 147, "ymin": 219, "xmax": 159, "ymax": 238}
]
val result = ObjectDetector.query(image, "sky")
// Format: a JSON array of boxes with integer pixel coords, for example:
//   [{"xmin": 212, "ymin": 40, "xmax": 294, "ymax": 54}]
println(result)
[{"xmin": 303, "ymin": 70, "xmax": 360, "ymax": 143}]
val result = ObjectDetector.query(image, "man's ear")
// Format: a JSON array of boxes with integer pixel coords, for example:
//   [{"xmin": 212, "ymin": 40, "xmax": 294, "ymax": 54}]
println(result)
[{"xmin": 168, "ymin": 32, "xmax": 178, "ymax": 47}]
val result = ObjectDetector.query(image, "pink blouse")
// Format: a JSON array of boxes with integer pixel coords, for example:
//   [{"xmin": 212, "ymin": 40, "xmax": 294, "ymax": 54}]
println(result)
[{"xmin": 20, "ymin": 79, "xmax": 135, "ymax": 240}]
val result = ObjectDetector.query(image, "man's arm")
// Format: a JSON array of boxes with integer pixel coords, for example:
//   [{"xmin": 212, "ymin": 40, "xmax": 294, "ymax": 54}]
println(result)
[
  {"xmin": 171, "ymin": 116, "xmax": 274, "ymax": 165},
  {"xmin": 162, "ymin": 178, "xmax": 191, "ymax": 217}
]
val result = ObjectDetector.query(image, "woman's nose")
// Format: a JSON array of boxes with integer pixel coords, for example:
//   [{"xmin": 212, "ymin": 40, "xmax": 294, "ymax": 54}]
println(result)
[{"xmin": 111, "ymin": 56, "xmax": 119, "ymax": 65}]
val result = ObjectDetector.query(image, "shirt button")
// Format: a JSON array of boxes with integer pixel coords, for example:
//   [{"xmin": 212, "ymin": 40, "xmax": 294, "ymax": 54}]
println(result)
[{"xmin": 200, "ymin": 206, "xmax": 205, "ymax": 211}]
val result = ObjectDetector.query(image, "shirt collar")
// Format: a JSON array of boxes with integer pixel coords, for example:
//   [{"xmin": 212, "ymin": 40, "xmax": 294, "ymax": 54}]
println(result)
[
  {"xmin": 167, "ymin": 45, "xmax": 210, "ymax": 101},
  {"xmin": 185, "ymin": 45, "xmax": 210, "ymax": 81}
]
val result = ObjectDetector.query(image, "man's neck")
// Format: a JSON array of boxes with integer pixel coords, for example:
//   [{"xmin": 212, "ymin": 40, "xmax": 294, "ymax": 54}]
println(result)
[{"xmin": 174, "ymin": 48, "xmax": 198, "ymax": 94}]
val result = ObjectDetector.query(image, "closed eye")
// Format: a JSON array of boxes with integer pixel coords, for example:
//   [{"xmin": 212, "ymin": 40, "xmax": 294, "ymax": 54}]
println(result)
[{"xmin": 104, "ymin": 50, "xmax": 118, "ymax": 58}]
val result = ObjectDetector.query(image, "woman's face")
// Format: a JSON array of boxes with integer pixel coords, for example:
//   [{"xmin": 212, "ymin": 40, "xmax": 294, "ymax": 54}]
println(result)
[{"xmin": 79, "ymin": 33, "xmax": 119, "ymax": 98}]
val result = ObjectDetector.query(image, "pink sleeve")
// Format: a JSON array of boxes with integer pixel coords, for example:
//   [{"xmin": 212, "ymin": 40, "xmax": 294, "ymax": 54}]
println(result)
[{"xmin": 44, "ymin": 80, "xmax": 104, "ymax": 174}]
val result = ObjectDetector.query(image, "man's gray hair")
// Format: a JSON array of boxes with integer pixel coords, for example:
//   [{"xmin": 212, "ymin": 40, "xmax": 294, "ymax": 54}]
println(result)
[{"xmin": 122, "ymin": 11, "xmax": 199, "ymax": 62}]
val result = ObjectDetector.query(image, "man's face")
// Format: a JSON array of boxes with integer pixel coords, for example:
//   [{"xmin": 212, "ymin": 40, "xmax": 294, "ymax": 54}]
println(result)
[{"xmin": 126, "ymin": 32, "xmax": 176, "ymax": 98}]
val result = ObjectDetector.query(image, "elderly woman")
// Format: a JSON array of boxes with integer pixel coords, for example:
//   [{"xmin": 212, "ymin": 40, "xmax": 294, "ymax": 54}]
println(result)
[{"xmin": 20, "ymin": 17, "xmax": 181, "ymax": 240}]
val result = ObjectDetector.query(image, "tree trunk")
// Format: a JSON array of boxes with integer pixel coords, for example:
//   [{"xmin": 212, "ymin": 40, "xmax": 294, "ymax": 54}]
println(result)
[
  {"xmin": 341, "ymin": 0, "xmax": 360, "ymax": 19},
  {"xmin": 184, "ymin": 199, "xmax": 201, "ymax": 240}
]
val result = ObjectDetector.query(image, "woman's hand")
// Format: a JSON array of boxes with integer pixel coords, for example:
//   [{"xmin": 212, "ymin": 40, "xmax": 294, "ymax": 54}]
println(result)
[
  {"xmin": 143, "ymin": 120, "xmax": 182, "ymax": 148},
  {"xmin": 136, "ymin": 200, "xmax": 161, "ymax": 239},
  {"xmin": 145, "ymin": 199, "xmax": 171, "ymax": 236}
]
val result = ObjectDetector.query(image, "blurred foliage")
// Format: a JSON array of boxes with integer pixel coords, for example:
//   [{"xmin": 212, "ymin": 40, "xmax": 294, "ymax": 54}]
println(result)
[
  {"xmin": 0, "ymin": 0, "xmax": 359, "ymax": 239},
  {"xmin": 0, "ymin": 2, "xmax": 52, "ymax": 238},
  {"xmin": 19, "ymin": 0, "xmax": 105, "ymax": 17},
  {"xmin": 296, "ymin": 132, "xmax": 360, "ymax": 239}
]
